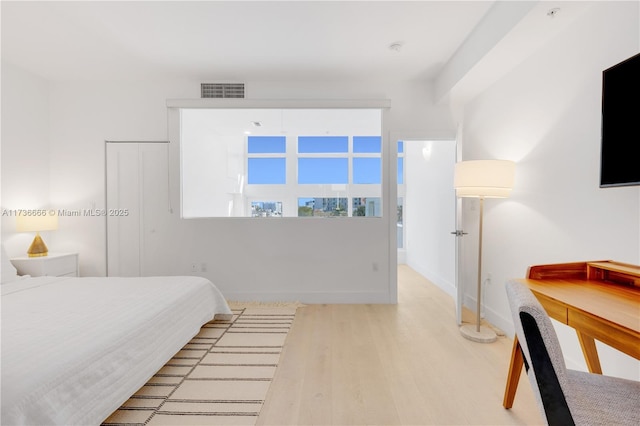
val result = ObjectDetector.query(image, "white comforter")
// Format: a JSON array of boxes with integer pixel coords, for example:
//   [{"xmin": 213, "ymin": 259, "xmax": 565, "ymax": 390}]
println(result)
[{"xmin": 1, "ymin": 275, "xmax": 232, "ymax": 425}]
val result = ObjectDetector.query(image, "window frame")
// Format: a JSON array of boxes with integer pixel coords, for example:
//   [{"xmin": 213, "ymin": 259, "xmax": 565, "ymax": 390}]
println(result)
[{"xmin": 245, "ymin": 134, "xmax": 383, "ymax": 217}]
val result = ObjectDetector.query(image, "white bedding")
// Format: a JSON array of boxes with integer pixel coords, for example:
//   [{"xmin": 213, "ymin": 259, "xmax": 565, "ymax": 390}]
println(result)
[{"xmin": 1, "ymin": 275, "xmax": 232, "ymax": 425}]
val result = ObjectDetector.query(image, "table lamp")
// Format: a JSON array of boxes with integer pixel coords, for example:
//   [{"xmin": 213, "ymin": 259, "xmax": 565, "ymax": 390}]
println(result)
[
  {"xmin": 16, "ymin": 212, "xmax": 59, "ymax": 257},
  {"xmin": 454, "ymin": 159, "xmax": 515, "ymax": 343}
]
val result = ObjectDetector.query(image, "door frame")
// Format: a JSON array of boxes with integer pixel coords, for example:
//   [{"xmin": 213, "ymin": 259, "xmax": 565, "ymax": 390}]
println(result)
[{"xmin": 391, "ymin": 131, "xmax": 459, "ymax": 318}]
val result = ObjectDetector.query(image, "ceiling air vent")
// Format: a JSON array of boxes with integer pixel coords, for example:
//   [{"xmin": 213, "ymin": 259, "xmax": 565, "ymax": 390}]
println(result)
[{"xmin": 201, "ymin": 83, "xmax": 245, "ymax": 99}]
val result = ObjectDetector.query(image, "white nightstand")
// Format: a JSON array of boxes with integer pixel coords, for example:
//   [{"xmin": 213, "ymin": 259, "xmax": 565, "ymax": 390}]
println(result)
[{"xmin": 10, "ymin": 253, "xmax": 79, "ymax": 277}]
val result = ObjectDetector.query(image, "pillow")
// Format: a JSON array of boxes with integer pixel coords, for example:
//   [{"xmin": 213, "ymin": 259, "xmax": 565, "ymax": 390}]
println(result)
[{"xmin": 1, "ymin": 245, "xmax": 19, "ymax": 284}]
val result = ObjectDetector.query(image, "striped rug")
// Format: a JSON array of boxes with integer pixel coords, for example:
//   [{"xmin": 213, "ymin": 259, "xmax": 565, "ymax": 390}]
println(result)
[{"xmin": 102, "ymin": 305, "xmax": 297, "ymax": 425}]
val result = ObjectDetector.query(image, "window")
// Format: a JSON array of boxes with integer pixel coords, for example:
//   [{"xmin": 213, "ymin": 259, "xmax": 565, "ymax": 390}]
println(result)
[
  {"xmin": 353, "ymin": 136, "xmax": 382, "ymax": 185},
  {"xmin": 397, "ymin": 141, "xmax": 405, "ymax": 248},
  {"xmin": 354, "ymin": 136, "xmax": 381, "ymax": 153},
  {"xmin": 397, "ymin": 141, "xmax": 404, "ymax": 185},
  {"xmin": 180, "ymin": 108, "xmax": 383, "ymax": 218},
  {"xmin": 247, "ymin": 136, "xmax": 286, "ymax": 184},
  {"xmin": 299, "ymin": 197, "xmax": 348, "ymax": 217},
  {"xmin": 352, "ymin": 197, "xmax": 381, "ymax": 217},
  {"xmin": 298, "ymin": 136, "xmax": 349, "ymax": 185},
  {"xmin": 296, "ymin": 135, "xmax": 381, "ymax": 215},
  {"xmin": 298, "ymin": 136, "xmax": 348, "ymax": 153},
  {"xmin": 248, "ymin": 136, "xmax": 286, "ymax": 154},
  {"xmin": 298, "ymin": 158, "xmax": 349, "ymax": 184},
  {"xmin": 353, "ymin": 158, "xmax": 381, "ymax": 184},
  {"xmin": 251, "ymin": 201, "xmax": 283, "ymax": 217},
  {"xmin": 397, "ymin": 197, "xmax": 404, "ymax": 248},
  {"xmin": 248, "ymin": 158, "xmax": 286, "ymax": 184}
]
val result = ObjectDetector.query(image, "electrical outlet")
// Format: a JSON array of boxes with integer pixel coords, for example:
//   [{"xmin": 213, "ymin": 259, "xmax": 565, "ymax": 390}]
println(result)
[
  {"xmin": 372, "ymin": 262, "xmax": 379, "ymax": 272},
  {"xmin": 201, "ymin": 262, "xmax": 207, "ymax": 272},
  {"xmin": 190, "ymin": 263, "xmax": 199, "ymax": 273}
]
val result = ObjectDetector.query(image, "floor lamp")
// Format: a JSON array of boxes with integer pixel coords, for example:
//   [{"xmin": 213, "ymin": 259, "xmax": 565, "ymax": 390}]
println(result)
[{"xmin": 454, "ymin": 160, "xmax": 515, "ymax": 343}]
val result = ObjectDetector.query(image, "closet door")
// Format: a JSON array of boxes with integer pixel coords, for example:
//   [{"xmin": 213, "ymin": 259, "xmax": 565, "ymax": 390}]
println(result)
[
  {"xmin": 106, "ymin": 143, "xmax": 141, "ymax": 277},
  {"xmin": 138, "ymin": 143, "xmax": 172, "ymax": 276},
  {"xmin": 106, "ymin": 142, "xmax": 170, "ymax": 277}
]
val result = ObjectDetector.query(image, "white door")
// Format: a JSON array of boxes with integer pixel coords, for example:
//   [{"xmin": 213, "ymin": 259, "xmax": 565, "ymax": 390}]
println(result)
[
  {"xmin": 453, "ymin": 133, "xmax": 463, "ymax": 325},
  {"xmin": 399, "ymin": 139, "xmax": 458, "ymax": 313},
  {"xmin": 106, "ymin": 142, "xmax": 141, "ymax": 277},
  {"xmin": 106, "ymin": 141, "xmax": 170, "ymax": 277},
  {"xmin": 453, "ymin": 187, "xmax": 465, "ymax": 325}
]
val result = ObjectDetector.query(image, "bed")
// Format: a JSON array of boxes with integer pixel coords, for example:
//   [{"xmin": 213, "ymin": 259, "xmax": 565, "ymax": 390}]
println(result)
[{"xmin": 1, "ymin": 248, "xmax": 232, "ymax": 425}]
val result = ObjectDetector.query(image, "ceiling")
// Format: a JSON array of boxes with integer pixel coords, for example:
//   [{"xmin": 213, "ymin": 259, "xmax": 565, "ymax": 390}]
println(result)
[{"xmin": 1, "ymin": 0, "xmax": 497, "ymax": 83}]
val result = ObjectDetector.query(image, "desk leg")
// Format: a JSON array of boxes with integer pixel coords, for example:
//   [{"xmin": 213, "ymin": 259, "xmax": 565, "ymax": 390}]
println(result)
[
  {"xmin": 503, "ymin": 336, "xmax": 524, "ymax": 409},
  {"xmin": 576, "ymin": 331, "xmax": 602, "ymax": 374}
]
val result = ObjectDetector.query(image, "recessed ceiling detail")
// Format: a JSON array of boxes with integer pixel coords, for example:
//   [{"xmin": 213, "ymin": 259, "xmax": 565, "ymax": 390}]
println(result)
[
  {"xmin": 547, "ymin": 8, "xmax": 561, "ymax": 18},
  {"xmin": 389, "ymin": 42, "xmax": 404, "ymax": 52}
]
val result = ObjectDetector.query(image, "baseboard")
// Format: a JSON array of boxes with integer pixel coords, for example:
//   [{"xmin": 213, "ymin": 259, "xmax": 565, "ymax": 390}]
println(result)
[{"xmin": 407, "ymin": 262, "xmax": 456, "ymax": 298}]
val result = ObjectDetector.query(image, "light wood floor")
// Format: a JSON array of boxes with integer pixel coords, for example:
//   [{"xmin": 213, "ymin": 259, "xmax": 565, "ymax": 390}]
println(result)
[{"xmin": 257, "ymin": 265, "xmax": 544, "ymax": 425}]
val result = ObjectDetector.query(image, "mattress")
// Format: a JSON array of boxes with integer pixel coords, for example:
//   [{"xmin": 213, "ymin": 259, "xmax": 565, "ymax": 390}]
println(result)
[{"xmin": 1, "ymin": 275, "xmax": 232, "ymax": 425}]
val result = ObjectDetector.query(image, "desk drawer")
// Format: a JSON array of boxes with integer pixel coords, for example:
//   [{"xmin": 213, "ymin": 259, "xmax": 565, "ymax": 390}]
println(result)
[
  {"xmin": 534, "ymin": 292, "xmax": 568, "ymax": 324},
  {"xmin": 568, "ymin": 310, "xmax": 640, "ymax": 359}
]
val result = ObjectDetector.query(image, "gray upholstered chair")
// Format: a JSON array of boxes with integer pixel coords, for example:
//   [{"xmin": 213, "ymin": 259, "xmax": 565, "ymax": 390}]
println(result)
[{"xmin": 505, "ymin": 279, "xmax": 640, "ymax": 426}]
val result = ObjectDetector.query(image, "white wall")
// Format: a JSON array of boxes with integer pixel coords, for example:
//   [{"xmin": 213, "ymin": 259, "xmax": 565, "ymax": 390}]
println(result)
[
  {"xmin": 457, "ymin": 1, "xmax": 640, "ymax": 379},
  {"xmin": 404, "ymin": 140, "xmax": 457, "ymax": 296},
  {"xmin": 0, "ymin": 62, "xmax": 52, "ymax": 256},
  {"xmin": 33, "ymin": 77, "xmax": 453, "ymax": 303}
]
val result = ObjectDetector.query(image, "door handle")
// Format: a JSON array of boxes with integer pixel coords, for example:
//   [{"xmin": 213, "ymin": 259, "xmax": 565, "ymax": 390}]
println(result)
[{"xmin": 450, "ymin": 230, "xmax": 468, "ymax": 236}]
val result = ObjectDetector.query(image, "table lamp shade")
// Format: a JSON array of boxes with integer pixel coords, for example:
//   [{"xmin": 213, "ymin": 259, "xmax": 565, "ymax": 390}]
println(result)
[
  {"xmin": 16, "ymin": 213, "xmax": 58, "ymax": 257},
  {"xmin": 16, "ymin": 213, "xmax": 58, "ymax": 233},
  {"xmin": 454, "ymin": 160, "xmax": 515, "ymax": 198}
]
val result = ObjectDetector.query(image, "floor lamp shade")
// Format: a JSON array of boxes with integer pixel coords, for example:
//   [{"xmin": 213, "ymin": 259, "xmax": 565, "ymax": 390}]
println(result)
[
  {"xmin": 454, "ymin": 160, "xmax": 515, "ymax": 198},
  {"xmin": 16, "ymin": 213, "xmax": 58, "ymax": 257},
  {"xmin": 454, "ymin": 159, "xmax": 515, "ymax": 343}
]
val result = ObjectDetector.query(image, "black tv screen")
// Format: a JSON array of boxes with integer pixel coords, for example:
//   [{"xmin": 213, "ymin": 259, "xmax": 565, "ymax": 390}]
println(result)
[{"xmin": 600, "ymin": 52, "xmax": 640, "ymax": 187}]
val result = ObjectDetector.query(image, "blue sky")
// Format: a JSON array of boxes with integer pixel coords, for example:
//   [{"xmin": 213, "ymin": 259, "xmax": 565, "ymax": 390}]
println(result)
[{"xmin": 247, "ymin": 136, "xmax": 402, "ymax": 185}]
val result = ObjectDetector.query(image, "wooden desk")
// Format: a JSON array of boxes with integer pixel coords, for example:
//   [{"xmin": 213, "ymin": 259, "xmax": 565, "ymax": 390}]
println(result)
[{"xmin": 503, "ymin": 261, "xmax": 640, "ymax": 409}]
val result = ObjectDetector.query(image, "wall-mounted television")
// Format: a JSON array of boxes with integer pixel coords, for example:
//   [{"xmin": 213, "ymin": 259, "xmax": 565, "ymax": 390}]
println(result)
[{"xmin": 600, "ymin": 52, "xmax": 640, "ymax": 187}]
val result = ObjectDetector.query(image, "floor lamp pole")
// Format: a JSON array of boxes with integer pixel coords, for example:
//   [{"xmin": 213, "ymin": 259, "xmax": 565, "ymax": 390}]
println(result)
[
  {"xmin": 460, "ymin": 196, "xmax": 497, "ymax": 343},
  {"xmin": 476, "ymin": 197, "xmax": 484, "ymax": 333}
]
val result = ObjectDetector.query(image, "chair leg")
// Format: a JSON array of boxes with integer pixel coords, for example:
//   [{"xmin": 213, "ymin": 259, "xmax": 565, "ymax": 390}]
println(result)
[{"xmin": 503, "ymin": 337, "xmax": 524, "ymax": 408}]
